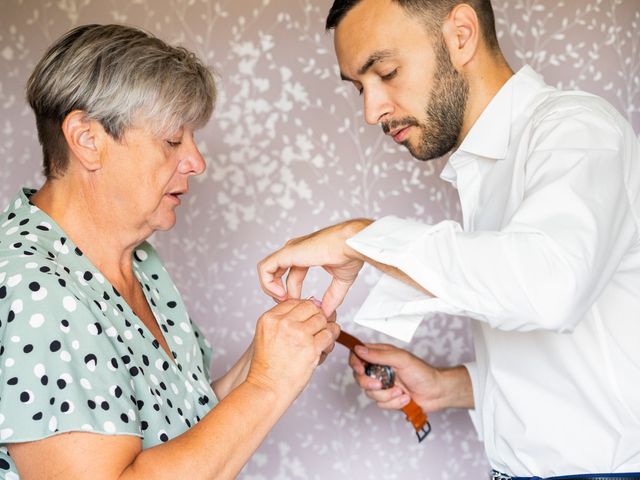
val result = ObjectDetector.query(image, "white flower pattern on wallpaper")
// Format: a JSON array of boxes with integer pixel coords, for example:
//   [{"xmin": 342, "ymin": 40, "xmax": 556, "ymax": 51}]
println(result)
[{"xmin": 0, "ymin": 0, "xmax": 638, "ymax": 478}]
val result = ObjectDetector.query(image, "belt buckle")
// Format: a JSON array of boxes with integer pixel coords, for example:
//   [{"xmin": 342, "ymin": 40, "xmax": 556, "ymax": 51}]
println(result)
[{"xmin": 490, "ymin": 471, "xmax": 512, "ymax": 480}]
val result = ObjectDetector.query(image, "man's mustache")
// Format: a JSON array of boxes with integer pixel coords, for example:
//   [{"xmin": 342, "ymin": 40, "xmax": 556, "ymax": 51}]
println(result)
[{"xmin": 381, "ymin": 117, "xmax": 420, "ymax": 134}]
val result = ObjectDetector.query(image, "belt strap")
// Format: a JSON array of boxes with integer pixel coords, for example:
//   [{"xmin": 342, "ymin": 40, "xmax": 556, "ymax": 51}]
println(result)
[
  {"xmin": 337, "ymin": 330, "xmax": 431, "ymax": 442},
  {"xmin": 491, "ymin": 470, "xmax": 640, "ymax": 479}
]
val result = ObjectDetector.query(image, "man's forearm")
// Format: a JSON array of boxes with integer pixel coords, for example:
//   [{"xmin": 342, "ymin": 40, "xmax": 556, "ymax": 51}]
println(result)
[{"xmin": 435, "ymin": 365, "xmax": 474, "ymax": 410}]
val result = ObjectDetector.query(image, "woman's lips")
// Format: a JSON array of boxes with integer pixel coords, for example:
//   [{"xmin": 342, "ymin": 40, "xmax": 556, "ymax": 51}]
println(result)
[{"xmin": 165, "ymin": 192, "xmax": 183, "ymax": 205}]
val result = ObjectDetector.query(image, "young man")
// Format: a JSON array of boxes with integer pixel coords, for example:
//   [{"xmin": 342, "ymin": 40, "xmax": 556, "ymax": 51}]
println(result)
[{"xmin": 258, "ymin": 0, "xmax": 640, "ymax": 478}]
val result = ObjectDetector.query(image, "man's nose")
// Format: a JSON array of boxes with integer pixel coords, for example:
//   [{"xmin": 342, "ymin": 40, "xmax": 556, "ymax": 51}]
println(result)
[{"xmin": 363, "ymin": 87, "xmax": 393, "ymax": 125}]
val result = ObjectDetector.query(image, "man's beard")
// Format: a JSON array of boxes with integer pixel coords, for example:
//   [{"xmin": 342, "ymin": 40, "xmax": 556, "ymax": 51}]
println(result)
[{"xmin": 382, "ymin": 36, "xmax": 469, "ymax": 161}]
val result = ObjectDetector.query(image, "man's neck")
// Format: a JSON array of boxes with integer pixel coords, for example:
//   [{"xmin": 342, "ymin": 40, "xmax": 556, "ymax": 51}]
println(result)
[{"xmin": 458, "ymin": 53, "xmax": 514, "ymax": 146}]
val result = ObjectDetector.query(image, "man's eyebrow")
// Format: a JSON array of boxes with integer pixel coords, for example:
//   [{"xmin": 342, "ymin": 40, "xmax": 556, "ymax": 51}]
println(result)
[{"xmin": 339, "ymin": 49, "xmax": 397, "ymax": 81}]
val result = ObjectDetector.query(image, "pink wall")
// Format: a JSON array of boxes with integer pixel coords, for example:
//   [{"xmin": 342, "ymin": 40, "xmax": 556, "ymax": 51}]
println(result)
[{"xmin": 1, "ymin": 1, "xmax": 638, "ymax": 478}]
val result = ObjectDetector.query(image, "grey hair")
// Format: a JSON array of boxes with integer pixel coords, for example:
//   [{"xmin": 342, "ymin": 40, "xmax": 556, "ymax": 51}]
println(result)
[{"xmin": 26, "ymin": 24, "xmax": 216, "ymax": 179}]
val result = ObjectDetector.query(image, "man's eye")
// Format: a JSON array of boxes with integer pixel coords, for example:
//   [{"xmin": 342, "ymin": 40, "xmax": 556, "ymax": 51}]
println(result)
[{"xmin": 381, "ymin": 69, "xmax": 398, "ymax": 81}]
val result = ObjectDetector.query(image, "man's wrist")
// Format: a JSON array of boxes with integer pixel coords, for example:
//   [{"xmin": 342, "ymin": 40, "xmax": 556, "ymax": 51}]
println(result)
[
  {"xmin": 436, "ymin": 365, "xmax": 474, "ymax": 410},
  {"xmin": 342, "ymin": 218, "xmax": 374, "ymax": 260}
]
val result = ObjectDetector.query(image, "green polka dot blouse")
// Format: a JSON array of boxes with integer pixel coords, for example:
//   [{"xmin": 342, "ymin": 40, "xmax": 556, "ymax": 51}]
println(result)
[{"xmin": 0, "ymin": 188, "xmax": 218, "ymax": 479}]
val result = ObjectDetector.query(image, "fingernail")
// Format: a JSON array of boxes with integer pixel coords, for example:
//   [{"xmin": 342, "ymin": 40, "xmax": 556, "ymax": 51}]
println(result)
[
  {"xmin": 354, "ymin": 345, "xmax": 368, "ymax": 355},
  {"xmin": 400, "ymin": 396, "xmax": 410, "ymax": 406},
  {"xmin": 308, "ymin": 296, "xmax": 322, "ymax": 307}
]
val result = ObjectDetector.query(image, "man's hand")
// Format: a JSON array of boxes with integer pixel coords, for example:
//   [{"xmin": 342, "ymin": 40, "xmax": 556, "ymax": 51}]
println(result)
[
  {"xmin": 350, "ymin": 344, "xmax": 474, "ymax": 413},
  {"xmin": 257, "ymin": 219, "xmax": 372, "ymax": 316}
]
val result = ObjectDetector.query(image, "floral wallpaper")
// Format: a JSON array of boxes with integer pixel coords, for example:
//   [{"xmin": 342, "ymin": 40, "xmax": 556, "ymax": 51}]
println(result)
[{"xmin": 1, "ymin": 0, "xmax": 639, "ymax": 478}]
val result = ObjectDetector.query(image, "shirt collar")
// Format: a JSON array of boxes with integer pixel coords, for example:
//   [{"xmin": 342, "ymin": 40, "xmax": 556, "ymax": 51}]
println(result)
[{"xmin": 440, "ymin": 65, "xmax": 547, "ymax": 184}]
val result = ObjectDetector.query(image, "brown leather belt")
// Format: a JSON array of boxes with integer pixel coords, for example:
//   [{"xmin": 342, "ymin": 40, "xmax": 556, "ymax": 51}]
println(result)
[{"xmin": 337, "ymin": 330, "xmax": 431, "ymax": 442}]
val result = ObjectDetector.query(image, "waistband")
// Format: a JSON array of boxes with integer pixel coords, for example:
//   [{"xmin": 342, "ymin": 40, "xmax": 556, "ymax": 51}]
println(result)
[{"xmin": 491, "ymin": 470, "xmax": 640, "ymax": 480}]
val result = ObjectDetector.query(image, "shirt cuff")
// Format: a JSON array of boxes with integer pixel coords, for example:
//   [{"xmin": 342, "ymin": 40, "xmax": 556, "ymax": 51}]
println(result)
[
  {"xmin": 347, "ymin": 217, "xmax": 466, "ymax": 342},
  {"xmin": 463, "ymin": 361, "xmax": 484, "ymax": 441}
]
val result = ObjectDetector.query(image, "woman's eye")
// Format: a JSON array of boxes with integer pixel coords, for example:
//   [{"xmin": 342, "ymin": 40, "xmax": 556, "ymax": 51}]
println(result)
[
  {"xmin": 166, "ymin": 140, "xmax": 182, "ymax": 148},
  {"xmin": 381, "ymin": 69, "xmax": 398, "ymax": 81}
]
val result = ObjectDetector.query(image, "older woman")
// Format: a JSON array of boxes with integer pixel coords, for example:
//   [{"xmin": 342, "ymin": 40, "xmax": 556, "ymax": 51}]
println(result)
[{"xmin": 0, "ymin": 24, "xmax": 338, "ymax": 479}]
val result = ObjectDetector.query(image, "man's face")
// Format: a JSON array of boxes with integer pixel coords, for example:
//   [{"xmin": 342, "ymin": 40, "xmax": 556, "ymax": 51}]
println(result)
[{"xmin": 334, "ymin": 0, "xmax": 468, "ymax": 161}]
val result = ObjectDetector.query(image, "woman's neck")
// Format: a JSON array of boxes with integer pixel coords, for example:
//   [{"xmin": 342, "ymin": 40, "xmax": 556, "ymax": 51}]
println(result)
[{"xmin": 31, "ymin": 178, "xmax": 148, "ymax": 290}]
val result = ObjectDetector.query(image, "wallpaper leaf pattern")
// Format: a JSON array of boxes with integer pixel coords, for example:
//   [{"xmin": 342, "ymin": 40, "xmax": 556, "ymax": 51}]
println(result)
[{"xmin": 1, "ymin": 1, "xmax": 639, "ymax": 478}]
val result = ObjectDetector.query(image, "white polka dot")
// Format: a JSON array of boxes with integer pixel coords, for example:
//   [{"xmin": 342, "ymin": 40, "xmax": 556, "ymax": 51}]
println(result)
[
  {"xmin": 25, "ymin": 262, "xmax": 38, "ymax": 269},
  {"xmin": 185, "ymin": 381, "xmax": 193, "ymax": 393},
  {"xmin": 63, "ymin": 296, "xmax": 77, "ymax": 312},
  {"xmin": 150, "ymin": 374, "xmax": 159, "ymax": 385},
  {"xmin": 184, "ymin": 399, "xmax": 192, "ymax": 410},
  {"xmin": 14, "ymin": 198, "xmax": 22, "ymax": 209},
  {"xmin": 32, "ymin": 287, "xmax": 48, "ymax": 301},
  {"xmin": 155, "ymin": 359, "xmax": 164, "ymax": 370},
  {"xmin": 135, "ymin": 249, "xmax": 148, "ymax": 261},
  {"xmin": 59, "ymin": 373, "xmax": 73, "ymax": 384},
  {"xmin": 48, "ymin": 416, "xmax": 58, "ymax": 432},
  {"xmin": 0, "ymin": 259, "xmax": 8, "ymax": 268},
  {"xmin": 4, "ymin": 358, "xmax": 15, "ymax": 368},
  {"xmin": 39, "ymin": 221, "xmax": 52, "ymax": 230},
  {"xmin": 97, "ymin": 301, "xmax": 107, "ymax": 312},
  {"xmin": 10, "ymin": 299, "xmax": 23, "ymax": 313},
  {"xmin": 29, "ymin": 313, "xmax": 45, "ymax": 328},
  {"xmin": 0, "ymin": 272, "xmax": 5, "ymax": 283},
  {"xmin": 81, "ymin": 424, "xmax": 94, "ymax": 431},
  {"xmin": 6, "ymin": 472, "xmax": 19, "ymax": 480},
  {"xmin": 179, "ymin": 322, "xmax": 191, "ymax": 333},
  {"xmin": 86, "ymin": 359, "xmax": 96, "ymax": 372},
  {"xmin": 105, "ymin": 326, "xmax": 117, "ymax": 337},
  {"xmin": 173, "ymin": 335, "xmax": 183, "ymax": 345},
  {"xmin": 34, "ymin": 363, "xmax": 46, "ymax": 377},
  {"xmin": 60, "ymin": 351, "xmax": 71, "ymax": 362},
  {"xmin": 7, "ymin": 274, "xmax": 22, "ymax": 287},
  {"xmin": 0, "ymin": 428, "xmax": 14, "ymax": 440},
  {"xmin": 10, "ymin": 336, "xmax": 20, "ymax": 343},
  {"xmin": 124, "ymin": 330, "xmax": 133, "ymax": 340},
  {"xmin": 25, "ymin": 233, "xmax": 38, "ymax": 242},
  {"xmin": 171, "ymin": 383, "xmax": 179, "ymax": 395},
  {"xmin": 87, "ymin": 324, "xmax": 99, "ymax": 335},
  {"xmin": 5, "ymin": 226, "xmax": 18, "ymax": 235},
  {"xmin": 0, "ymin": 413, "xmax": 5, "ymax": 425},
  {"xmin": 94, "ymin": 272, "xmax": 105, "ymax": 284},
  {"xmin": 80, "ymin": 378, "xmax": 92, "ymax": 390},
  {"xmin": 128, "ymin": 409, "xmax": 136, "ymax": 421},
  {"xmin": 103, "ymin": 421, "xmax": 116, "ymax": 433},
  {"xmin": 72, "ymin": 340, "xmax": 80, "ymax": 350},
  {"xmin": 53, "ymin": 240, "xmax": 69, "ymax": 254}
]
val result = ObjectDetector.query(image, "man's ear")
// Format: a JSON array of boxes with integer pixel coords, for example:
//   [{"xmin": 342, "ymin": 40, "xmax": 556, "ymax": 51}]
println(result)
[
  {"xmin": 441, "ymin": 3, "xmax": 480, "ymax": 70},
  {"xmin": 61, "ymin": 110, "xmax": 107, "ymax": 172}
]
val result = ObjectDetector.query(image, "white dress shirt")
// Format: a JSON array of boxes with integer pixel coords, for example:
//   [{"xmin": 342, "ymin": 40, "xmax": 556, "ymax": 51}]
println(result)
[{"xmin": 346, "ymin": 66, "xmax": 640, "ymax": 477}]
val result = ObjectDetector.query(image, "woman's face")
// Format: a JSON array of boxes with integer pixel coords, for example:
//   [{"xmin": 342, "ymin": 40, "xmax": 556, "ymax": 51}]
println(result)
[{"xmin": 101, "ymin": 124, "xmax": 206, "ymax": 234}]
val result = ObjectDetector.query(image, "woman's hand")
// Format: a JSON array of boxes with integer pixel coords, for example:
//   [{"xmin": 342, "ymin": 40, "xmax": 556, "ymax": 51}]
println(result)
[
  {"xmin": 247, "ymin": 299, "xmax": 340, "ymax": 402},
  {"xmin": 349, "ymin": 344, "xmax": 474, "ymax": 413}
]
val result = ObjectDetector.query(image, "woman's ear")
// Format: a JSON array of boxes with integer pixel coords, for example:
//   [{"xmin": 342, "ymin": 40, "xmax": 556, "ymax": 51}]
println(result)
[
  {"xmin": 441, "ymin": 3, "xmax": 480, "ymax": 70},
  {"xmin": 61, "ymin": 110, "xmax": 107, "ymax": 172}
]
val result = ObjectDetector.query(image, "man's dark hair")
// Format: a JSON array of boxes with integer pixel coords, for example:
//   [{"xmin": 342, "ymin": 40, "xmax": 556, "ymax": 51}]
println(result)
[{"xmin": 325, "ymin": 0, "xmax": 500, "ymax": 52}]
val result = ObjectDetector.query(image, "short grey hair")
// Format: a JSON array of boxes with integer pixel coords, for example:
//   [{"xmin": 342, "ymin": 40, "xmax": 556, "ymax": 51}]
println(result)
[{"xmin": 27, "ymin": 24, "xmax": 216, "ymax": 179}]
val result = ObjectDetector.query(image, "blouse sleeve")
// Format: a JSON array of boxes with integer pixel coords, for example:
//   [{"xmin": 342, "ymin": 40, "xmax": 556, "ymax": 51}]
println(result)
[{"xmin": 0, "ymin": 264, "xmax": 142, "ymax": 444}]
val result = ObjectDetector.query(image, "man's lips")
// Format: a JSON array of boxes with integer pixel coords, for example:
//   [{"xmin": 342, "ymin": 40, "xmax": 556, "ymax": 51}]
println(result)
[{"xmin": 389, "ymin": 125, "xmax": 411, "ymax": 143}]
